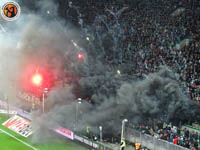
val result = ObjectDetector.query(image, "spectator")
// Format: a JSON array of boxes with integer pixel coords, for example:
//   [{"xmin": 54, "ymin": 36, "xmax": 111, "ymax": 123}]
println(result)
[{"xmin": 173, "ymin": 136, "xmax": 179, "ymax": 144}]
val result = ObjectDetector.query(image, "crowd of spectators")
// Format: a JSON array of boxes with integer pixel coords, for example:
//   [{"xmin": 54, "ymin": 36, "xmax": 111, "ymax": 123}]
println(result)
[
  {"xmin": 64, "ymin": 0, "xmax": 200, "ymax": 149},
  {"xmin": 65, "ymin": 0, "xmax": 200, "ymax": 103},
  {"xmin": 136, "ymin": 123, "xmax": 200, "ymax": 149},
  {"xmin": 1, "ymin": 0, "xmax": 199, "ymax": 149},
  {"xmin": 19, "ymin": 0, "xmax": 200, "ymax": 103}
]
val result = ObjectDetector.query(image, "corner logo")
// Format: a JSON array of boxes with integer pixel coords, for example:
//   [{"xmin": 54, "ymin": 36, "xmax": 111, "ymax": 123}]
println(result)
[{"xmin": 1, "ymin": 1, "xmax": 20, "ymax": 21}]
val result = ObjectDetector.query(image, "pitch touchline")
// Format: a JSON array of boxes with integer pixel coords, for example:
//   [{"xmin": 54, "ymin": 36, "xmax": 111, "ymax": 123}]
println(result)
[{"xmin": 0, "ymin": 129, "xmax": 38, "ymax": 150}]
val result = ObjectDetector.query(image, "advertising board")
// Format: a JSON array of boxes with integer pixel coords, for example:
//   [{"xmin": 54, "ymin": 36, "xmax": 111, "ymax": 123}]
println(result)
[
  {"xmin": 2, "ymin": 115, "xmax": 33, "ymax": 137},
  {"xmin": 53, "ymin": 127, "xmax": 74, "ymax": 140}
]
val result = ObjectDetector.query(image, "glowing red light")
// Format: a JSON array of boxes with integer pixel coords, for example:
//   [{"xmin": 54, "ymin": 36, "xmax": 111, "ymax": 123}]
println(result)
[
  {"xmin": 78, "ymin": 53, "xmax": 84, "ymax": 60},
  {"xmin": 31, "ymin": 74, "xmax": 43, "ymax": 86}
]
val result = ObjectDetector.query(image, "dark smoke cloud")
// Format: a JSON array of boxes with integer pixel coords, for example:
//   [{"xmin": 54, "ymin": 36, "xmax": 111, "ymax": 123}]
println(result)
[
  {"xmin": 32, "ymin": 66, "xmax": 200, "ymax": 140},
  {"xmin": 78, "ymin": 66, "xmax": 200, "ymax": 130}
]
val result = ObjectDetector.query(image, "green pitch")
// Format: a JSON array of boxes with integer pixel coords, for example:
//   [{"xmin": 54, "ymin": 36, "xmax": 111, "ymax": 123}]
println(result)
[{"xmin": 0, "ymin": 114, "xmax": 90, "ymax": 150}]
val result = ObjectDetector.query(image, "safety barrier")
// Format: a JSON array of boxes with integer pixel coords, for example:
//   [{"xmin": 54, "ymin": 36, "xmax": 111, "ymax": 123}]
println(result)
[
  {"xmin": 73, "ymin": 133, "xmax": 114, "ymax": 150},
  {"xmin": 126, "ymin": 128, "xmax": 189, "ymax": 150}
]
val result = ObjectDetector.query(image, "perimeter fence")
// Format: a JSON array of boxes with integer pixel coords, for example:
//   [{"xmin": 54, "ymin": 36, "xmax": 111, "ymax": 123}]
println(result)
[{"xmin": 126, "ymin": 127, "xmax": 189, "ymax": 150}]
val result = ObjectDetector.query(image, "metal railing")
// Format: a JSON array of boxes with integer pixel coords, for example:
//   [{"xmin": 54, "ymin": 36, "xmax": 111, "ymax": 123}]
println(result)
[{"xmin": 126, "ymin": 128, "xmax": 189, "ymax": 150}]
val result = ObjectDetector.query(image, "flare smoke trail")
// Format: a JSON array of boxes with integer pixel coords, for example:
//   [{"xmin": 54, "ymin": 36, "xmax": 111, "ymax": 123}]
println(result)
[{"xmin": 0, "ymin": 0, "xmax": 199, "ymax": 144}]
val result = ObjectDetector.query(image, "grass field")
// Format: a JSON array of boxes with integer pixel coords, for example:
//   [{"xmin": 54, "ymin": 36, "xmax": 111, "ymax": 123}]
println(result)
[{"xmin": 0, "ymin": 114, "xmax": 90, "ymax": 150}]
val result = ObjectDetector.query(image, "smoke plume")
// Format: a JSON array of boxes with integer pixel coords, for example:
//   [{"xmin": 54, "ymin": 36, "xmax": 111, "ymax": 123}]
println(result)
[{"xmin": 0, "ymin": 0, "xmax": 200, "ymax": 144}]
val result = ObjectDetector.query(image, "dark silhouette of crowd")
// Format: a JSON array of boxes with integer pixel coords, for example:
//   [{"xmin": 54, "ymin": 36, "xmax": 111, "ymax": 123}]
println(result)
[
  {"xmin": 135, "ymin": 123, "xmax": 200, "ymax": 149},
  {"xmin": 62, "ymin": 0, "xmax": 200, "ymax": 103}
]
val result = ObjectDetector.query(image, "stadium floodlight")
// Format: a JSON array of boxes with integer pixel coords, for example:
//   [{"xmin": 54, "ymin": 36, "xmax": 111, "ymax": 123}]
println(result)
[
  {"xmin": 78, "ymin": 98, "xmax": 82, "ymax": 103},
  {"xmin": 75, "ymin": 98, "xmax": 82, "ymax": 131},
  {"xmin": 99, "ymin": 126, "xmax": 103, "ymax": 142},
  {"xmin": 121, "ymin": 119, "xmax": 128, "ymax": 142},
  {"xmin": 31, "ymin": 73, "xmax": 43, "ymax": 86},
  {"xmin": 123, "ymin": 119, "xmax": 128, "ymax": 122},
  {"xmin": 42, "ymin": 88, "xmax": 48, "ymax": 113}
]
